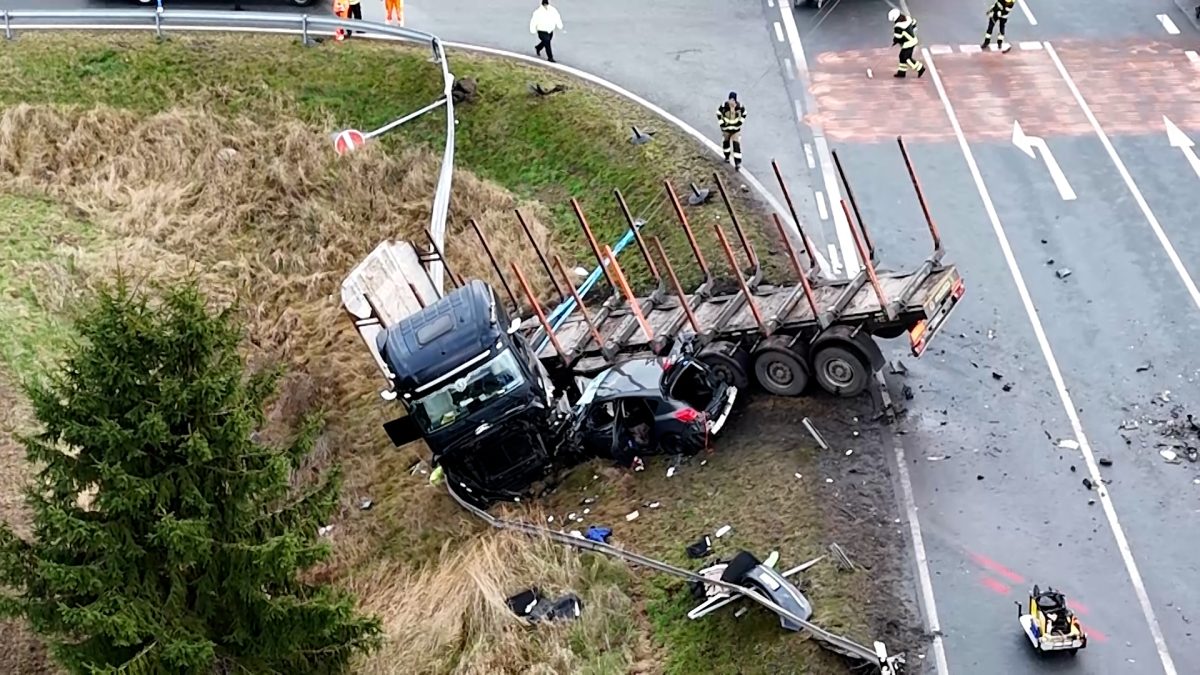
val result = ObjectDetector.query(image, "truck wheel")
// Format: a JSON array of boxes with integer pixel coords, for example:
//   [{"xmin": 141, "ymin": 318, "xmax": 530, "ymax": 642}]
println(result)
[
  {"xmin": 753, "ymin": 341, "xmax": 809, "ymax": 396},
  {"xmin": 812, "ymin": 344, "xmax": 869, "ymax": 397},
  {"xmin": 699, "ymin": 341, "xmax": 750, "ymax": 389}
]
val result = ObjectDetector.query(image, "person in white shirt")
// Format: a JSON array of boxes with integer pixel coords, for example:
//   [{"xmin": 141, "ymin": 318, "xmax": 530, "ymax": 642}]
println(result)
[{"xmin": 529, "ymin": 0, "xmax": 564, "ymax": 63}]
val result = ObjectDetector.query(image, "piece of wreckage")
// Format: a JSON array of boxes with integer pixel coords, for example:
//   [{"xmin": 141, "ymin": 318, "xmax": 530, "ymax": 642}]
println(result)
[
  {"xmin": 339, "ymin": 138, "xmax": 965, "ymax": 508},
  {"xmin": 688, "ymin": 550, "xmax": 819, "ymax": 628}
]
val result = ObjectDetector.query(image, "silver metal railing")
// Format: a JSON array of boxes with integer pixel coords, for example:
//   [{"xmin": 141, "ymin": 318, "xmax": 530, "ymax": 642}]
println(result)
[{"xmin": 0, "ymin": 7, "xmax": 456, "ymax": 293}]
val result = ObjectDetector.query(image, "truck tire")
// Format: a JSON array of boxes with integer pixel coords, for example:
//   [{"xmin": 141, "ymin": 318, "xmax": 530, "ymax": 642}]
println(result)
[
  {"xmin": 752, "ymin": 339, "xmax": 809, "ymax": 396},
  {"xmin": 812, "ymin": 344, "xmax": 869, "ymax": 397},
  {"xmin": 699, "ymin": 341, "xmax": 750, "ymax": 389}
]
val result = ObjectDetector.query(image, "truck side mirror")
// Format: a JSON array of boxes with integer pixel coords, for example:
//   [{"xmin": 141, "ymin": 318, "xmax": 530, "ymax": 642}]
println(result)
[{"xmin": 508, "ymin": 317, "xmax": 522, "ymax": 334}]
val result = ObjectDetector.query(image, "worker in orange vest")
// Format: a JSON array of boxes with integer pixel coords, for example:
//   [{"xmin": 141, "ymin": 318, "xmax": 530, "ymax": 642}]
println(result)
[
  {"xmin": 333, "ymin": 0, "xmax": 348, "ymax": 41},
  {"xmin": 385, "ymin": 0, "xmax": 403, "ymax": 25}
]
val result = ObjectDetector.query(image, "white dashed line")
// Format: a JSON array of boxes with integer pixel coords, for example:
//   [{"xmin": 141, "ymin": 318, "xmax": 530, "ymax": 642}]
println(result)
[
  {"xmin": 959, "ymin": 44, "xmax": 982, "ymax": 53},
  {"xmin": 784, "ymin": 57, "xmax": 793, "ymax": 78},
  {"xmin": 1158, "ymin": 14, "xmax": 1181, "ymax": 35},
  {"xmin": 1019, "ymin": 41, "xmax": 1042, "ymax": 50},
  {"xmin": 929, "ymin": 44, "xmax": 953, "ymax": 55},
  {"xmin": 803, "ymin": 142, "xmax": 816, "ymax": 169},
  {"xmin": 773, "ymin": 21, "xmax": 784, "ymax": 42},
  {"xmin": 1017, "ymin": 0, "xmax": 1038, "ymax": 25},
  {"xmin": 826, "ymin": 244, "xmax": 842, "ymax": 276},
  {"xmin": 767, "ymin": 0, "xmax": 774, "ymax": 6},
  {"xmin": 1187, "ymin": 50, "xmax": 1200, "ymax": 65},
  {"xmin": 815, "ymin": 190, "xmax": 829, "ymax": 220}
]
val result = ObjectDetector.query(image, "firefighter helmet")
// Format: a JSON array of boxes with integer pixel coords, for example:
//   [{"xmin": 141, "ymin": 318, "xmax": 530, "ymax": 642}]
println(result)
[{"xmin": 888, "ymin": 8, "xmax": 901, "ymax": 22}]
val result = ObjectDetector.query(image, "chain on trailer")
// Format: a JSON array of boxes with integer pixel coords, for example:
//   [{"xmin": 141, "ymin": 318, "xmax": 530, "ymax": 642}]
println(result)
[{"xmin": 446, "ymin": 484, "xmax": 906, "ymax": 675}]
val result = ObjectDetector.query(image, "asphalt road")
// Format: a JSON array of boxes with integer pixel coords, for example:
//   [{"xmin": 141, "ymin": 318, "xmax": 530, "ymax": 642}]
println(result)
[{"xmin": 5, "ymin": 1, "xmax": 1200, "ymax": 673}]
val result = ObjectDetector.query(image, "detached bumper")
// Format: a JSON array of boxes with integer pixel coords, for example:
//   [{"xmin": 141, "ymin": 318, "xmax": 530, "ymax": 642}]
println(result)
[{"xmin": 706, "ymin": 386, "xmax": 738, "ymax": 435}]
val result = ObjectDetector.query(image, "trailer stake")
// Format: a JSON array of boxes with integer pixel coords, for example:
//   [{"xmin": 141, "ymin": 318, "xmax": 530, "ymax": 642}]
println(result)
[
  {"xmin": 515, "ymin": 208, "xmax": 565, "ymax": 299},
  {"xmin": 554, "ymin": 255, "xmax": 605, "ymax": 353},
  {"xmin": 830, "ymin": 150, "xmax": 874, "ymax": 263},
  {"xmin": 512, "ymin": 261, "xmax": 568, "ymax": 362},
  {"xmin": 771, "ymin": 213, "xmax": 824, "ymax": 328},
  {"xmin": 653, "ymin": 236, "xmax": 701, "ymax": 335},
  {"xmin": 604, "ymin": 244, "xmax": 654, "ymax": 343},
  {"xmin": 664, "ymin": 181, "xmax": 712, "ymax": 289},
  {"xmin": 713, "ymin": 172, "xmax": 761, "ymax": 286},
  {"xmin": 713, "ymin": 220, "xmax": 767, "ymax": 335},
  {"xmin": 571, "ymin": 198, "xmax": 617, "ymax": 294},
  {"xmin": 841, "ymin": 200, "xmax": 893, "ymax": 320},
  {"xmin": 770, "ymin": 160, "xmax": 819, "ymax": 272},
  {"xmin": 614, "ymin": 189, "xmax": 662, "ymax": 285},
  {"xmin": 897, "ymin": 136, "xmax": 944, "ymax": 260},
  {"xmin": 470, "ymin": 218, "xmax": 520, "ymax": 312}
]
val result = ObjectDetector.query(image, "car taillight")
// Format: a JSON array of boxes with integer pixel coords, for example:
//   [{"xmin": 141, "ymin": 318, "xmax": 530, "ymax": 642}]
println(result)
[{"xmin": 674, "ymin": 407, "xmax": 700, "ymax": 423}]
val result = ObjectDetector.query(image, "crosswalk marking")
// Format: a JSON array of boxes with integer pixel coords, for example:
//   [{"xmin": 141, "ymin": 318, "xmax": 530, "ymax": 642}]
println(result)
[{"xmin": 1019, "ymin": 41, "xmax": 1043, "ymax": 51}]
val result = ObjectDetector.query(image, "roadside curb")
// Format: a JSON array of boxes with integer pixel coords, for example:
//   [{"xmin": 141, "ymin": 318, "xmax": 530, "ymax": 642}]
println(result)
[{"xmin": 441, "ymin": 40, "xmax": 832, "ymax": 277}]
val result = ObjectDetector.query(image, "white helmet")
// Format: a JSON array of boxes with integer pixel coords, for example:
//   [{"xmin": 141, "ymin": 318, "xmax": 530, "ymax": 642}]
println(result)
[{"xmin": 888, "ymin": 8, "xmax": 901, "ymax": 22}]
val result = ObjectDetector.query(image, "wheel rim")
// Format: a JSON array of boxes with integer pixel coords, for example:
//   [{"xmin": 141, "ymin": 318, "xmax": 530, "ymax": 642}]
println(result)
[
  {"xmin": 766, "ymin": 359, "xmax": 794, "ymax": 387},
  {"xmin": 822, "ymin": 356, "xmax": 855, "ymax": 387}
]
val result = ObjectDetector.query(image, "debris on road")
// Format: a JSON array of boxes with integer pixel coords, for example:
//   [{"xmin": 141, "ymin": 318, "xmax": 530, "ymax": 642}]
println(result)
[
  {"xmin": 505, "ymin": 588, "xmax": 584, "ymax": 623},
  {"xmin": 1002, "ymin": 383, "xmax": 1014, "ymax": 392},
  {"xmin": 987, "ymin": 328, "xmax": 996, "ymax": 340},
  {"xmin": 866, "ymin": 68, "xmax": 874, "ymax": 79},
  {"xmin": 830, "ymin": 543, "xmax": 857, "ymax": 572},
  {"xmin": 625, "ymin": 510, "xmax": 640, "ymax": 521},
  {"xmin": 585, "ymin": 526, "xmax": 612, "ymax": 544},
  {"xmin": 1119, "ymin": 420, "xmax": 1140, "ymax": 431},
  {"xmin": 902, "ymin": 384, "xmax": 915, "ymax": 400},
  {"xmin": 629, "ymin": 125, "xmax": 655, "ymax": 145},
  {"xmin": 1160, "ymin": 449, "xmax": 1180, "ymax": 463},
  {"xmin": 359, "ymin": 497, "xmax": 374, "ymax": 510},
  {"xmin": 1157, "ymin": 391, "xmax": 1172, "ymax": 404},
  {"xmin": 715, "ymin": 524, "xmax": 732, "ymax": 538},
  {"xmin": 1136, "ymin": 362, "xmax": 1153, "ymax": 373},
  {"xmin": 666, "ymin": 466, "xmax": 677, "ymax": 478},
  {"xmin": 1082, "ymin": 478, "xmax": 1093, "ymax": 490},
  {"xmin": 1099, "ymin": 457, "xmax": 1113, "ymax": 467},
  {"xmin": 802, "ymin": 417, "xmax": 830, "ymax": 450},
  {"xmin": 890, "ymin": 359, "xmax": 908, "ymax": 375},
  {"xmin": 687, "ymin": 535, "xmax": 714, "ymax": 559},
  {"xmin": 734, "ymin": 606, "xmax": 749, "ymax": 618},
  {"xmin": 976, "ymin": 474, "xmax": 985, "ymax": 481},
  {"xmin": 992, "ymin": 371, "xmax": 1004, "ymax": 380},
  {"xmin": 1055, "ymin": 267, "xmax": 1072, "ymax": 279},
  {"xmin": 1058, "ymin": 439, "xmax": 1080, "ymax": 450},
  {"xmin": 927, "ymin": 454, "xmax": 950, "ymax": 461}
]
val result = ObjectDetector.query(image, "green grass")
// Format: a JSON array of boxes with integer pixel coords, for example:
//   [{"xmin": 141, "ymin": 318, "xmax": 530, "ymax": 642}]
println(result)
[{"xmin": 0, "ymin": 33, "xmax": 783, "ymax": 290}]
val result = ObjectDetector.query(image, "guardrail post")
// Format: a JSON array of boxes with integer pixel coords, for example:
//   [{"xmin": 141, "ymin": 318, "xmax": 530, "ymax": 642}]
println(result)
[
  {"xmin": 4, "ymin": 11, "xmax": 12, "ymax": 41},
  {"xmin": 154, "ymin": 10, "xmax": 163, "ymax": 40},
  {"xmin": 301, "ymin": 15, "xmax": 312, "ymax": 46}
]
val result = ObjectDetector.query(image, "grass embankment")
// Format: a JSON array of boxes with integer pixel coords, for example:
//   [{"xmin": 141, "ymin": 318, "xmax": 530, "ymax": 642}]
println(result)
[{"xmin": 0, "ymin": 34, "xmax": 892, "ymax": 674}]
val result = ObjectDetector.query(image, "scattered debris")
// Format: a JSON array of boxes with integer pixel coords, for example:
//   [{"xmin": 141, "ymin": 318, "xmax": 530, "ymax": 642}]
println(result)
[
  {"xmin": 505, "ymin": 588, "xmax": 584, "ymax": 623},
  {"xmin": 825, "ymin": 478, "xmax": 834, "ymax": 483},
  {"xmin": 358, "ymin": 497, "xmax": 373, "ymax": 510},
  {"xmin": 794, "ymin": 472, "xmax": 803, "ymax": 479},
  {"xmin": 317, "ymin": 524, "xmax": 334, "ymax": 537},
  {"xmin": 585, "ymin": 526, "xmax": 612, "ymax": 544},
  {"xmin": 547, "ymin": 515, "xmax": 555, "ymax": 523},
  {"xmin": 927, "ymin": 454, "xmax": 950, "ymax": 461},
  {"xmin": 625, "ymin": 510, "xmax": 640, "ymax": 521},
  {"xmin": 1099, "ymin": 457, "xmax": 1113, "ymax": 467},
  {"xmin": 648, "ymin": 501, "xmax": 661, "ymax": 509},
  {"xmin": 568, "ymin": 512, "xmax": 578, "ymax": 521},
  {"xmin": 581, "ymin": 496, "xmax": 596, "ymax": 505},
  {"xmin": 1055, "ymin": 267, "xmax": 1072, "ymax": 279},
  {"xmin": 686, "ymin": 183, "xmax": 713, "ymax": 206},
  {"xmin": 667, "ymin": 466, "xmax": 677, "ymax": 478},
  {"xmin": 829, "ymin": 543, "xmax": 856, "ymax": 571},
  {"xmin": 715, "ymin": 525, "xmax": 733, "ymax": 538},
  {"xmin": 1058, "ymin": 439, "xmax": 1080, "ymax": 450},
  {"xmin": 1158, "ymin": 391, "xmax": 1172, "ymax": 404},
  {"xmin": 802, "ymin": 417, "xmax": 830, "ymax": 450},
  {"xmin": 992, "ymin": 371, "xmax": 1004, "ymax": 381},
  {"xmin": 987, "ymin": 328, "xmax": 996, "ymax": 340},
  {"xmin": 890, "ymin": 359, "xmax": 908, "ymax": 375},
  {"xmin": 1136, "ymin": 362, "xmax": 1153, "ymax": 373},
  {"xmin": 1088, "ymin": 498, "xmax": 1096, "ymax": 505},
  {"xmin": 629, "ymin": 125, "xmax": 655, "ymax": 145},
  {"xmin": 734, "ymin": 607, "xmax": 749, "ymax": 618},
  {"xmin": 528, "ymin": 82, "xmax": 568, "ymax": 97},
  {"xmin": 845, "ymin": 449, "xmax": 854, "ymax": 456},
  {"xmin": 1082, "ymin": 478, "xmax": 1093, "ymax": 490},
  {"xmin": 976, "ymin": 474, "xmax": 985, "ymax": 480},
  {"xmin": 1119, "ymin": 420, "xmax": 1140, "ymax": 431},
  {"xmin": 1160, "ymin": 449, "xmax": 1179, "ymax": 463},
  {"xmin": 687, "ymin": 535, "xmax": 713, "ymax": 559},
  {"xmin": 408, "ymin": 460, "xmax": 426, "ymax": 476},
  {"xmin": 1070, "ymin": 465, "xmax": 1076, "ymax": 472},
  {"xmin": 451, "ymin": 77, "xmax": 479, "ymax": 104},
  {"xmin": 866, "ymin": 67, "xmax": 874, "ymax": 79},
  {"xmin": 1002, "ymin": 383, "xmax": 1014, "ymax": 392},
  {"xmin": 902, "ymin": 384, "xmax": 915, "ymax": 400}
]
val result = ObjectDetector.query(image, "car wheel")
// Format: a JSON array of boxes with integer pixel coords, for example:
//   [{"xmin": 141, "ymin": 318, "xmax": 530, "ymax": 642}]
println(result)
[
  {"xmin": 811, "ymin": 344, "xmax": 869, "ymax": 397},
  {"xmin": 698, "ymin": 341, "xmax": 750, "ymax": 389},
  {"xmin": 752, "ymin": 338, "xmax": 809, "ymax": 396}
]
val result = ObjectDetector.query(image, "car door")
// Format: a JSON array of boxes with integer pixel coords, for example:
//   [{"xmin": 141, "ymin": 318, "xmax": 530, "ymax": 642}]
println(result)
[{"xmin": 580, "ymin": 398, "xmax": 619, "ymax": 457}]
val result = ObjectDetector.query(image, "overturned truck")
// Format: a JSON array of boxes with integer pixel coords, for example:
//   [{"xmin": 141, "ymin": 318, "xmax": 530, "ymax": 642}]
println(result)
[{"xmin": 341, "ymin": 138, "xmax": 964, "ymax": 505}]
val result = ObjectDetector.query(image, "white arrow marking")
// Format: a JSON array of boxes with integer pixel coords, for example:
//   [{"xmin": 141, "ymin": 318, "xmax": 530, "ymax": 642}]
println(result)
[
  {"xmin": 1012, "ymin": 120, "xmax": 1076, "ymax": 200},
  {"xmin": 1163, "ymin": 115, "xmax": 1200, "ymax": 181}
]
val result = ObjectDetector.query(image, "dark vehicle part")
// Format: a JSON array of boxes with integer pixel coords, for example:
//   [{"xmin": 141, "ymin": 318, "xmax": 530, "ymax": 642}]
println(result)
[
  {"xmin": 752, "ymin": 335, "xmax": 809, "ymax": 396},
  {"xmin": 699, "ymin": 340, "xmax": 751, "ymax": 389},
  {"xmin": 812, "ymin": 344, "xmax": 870, "ymax": 398},
  {"xmin": 447, "ymin": 483, "xmax": 906, "ymax": 675}
]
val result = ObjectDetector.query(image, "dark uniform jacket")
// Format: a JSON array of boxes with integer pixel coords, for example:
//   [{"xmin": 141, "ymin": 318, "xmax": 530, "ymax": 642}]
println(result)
[
  {"xmin": 893, "ymin": 16, "xmax": 919, "ymax": 48},
  {"xmin": 989, "ymin": 0, "xmax": 1016, "ymax": 19}
]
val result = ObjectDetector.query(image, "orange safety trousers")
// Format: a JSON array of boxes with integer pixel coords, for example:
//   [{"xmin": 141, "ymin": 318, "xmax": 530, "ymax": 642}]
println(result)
[{"xmin": 385, "ymin": 0, "xmax": 403, "ymax": 22}]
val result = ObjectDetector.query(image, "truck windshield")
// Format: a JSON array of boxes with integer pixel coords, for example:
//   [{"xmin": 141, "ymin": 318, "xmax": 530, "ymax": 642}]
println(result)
[{"xmin": 411, "ymin": 349, "xmax": 526, "ymax": 432}]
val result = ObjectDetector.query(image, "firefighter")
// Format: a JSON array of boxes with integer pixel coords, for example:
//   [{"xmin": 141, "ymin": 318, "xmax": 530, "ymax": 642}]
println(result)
[
  {"xmin": 717, "ymin": 92, "xmax": 747, "ymax": 169},
  {"xmin": 982, "ymin": 0, "xmax": 1015, "ymax": 51},
  {"xmin": 888, "ymin": 9, "xmax": 926, "ymax": 79}
]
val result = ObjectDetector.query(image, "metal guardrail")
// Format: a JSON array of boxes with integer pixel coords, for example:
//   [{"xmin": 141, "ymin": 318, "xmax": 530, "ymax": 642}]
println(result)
[{"xmin": 0, "ymin": 7, "xmax": 456, "ymax": 292}]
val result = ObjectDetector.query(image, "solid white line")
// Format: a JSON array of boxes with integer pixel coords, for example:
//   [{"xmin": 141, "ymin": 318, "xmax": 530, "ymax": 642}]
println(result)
[
  {"xmin": 1017, "ymin": 0, "xmax": 1038, "ymax": 25},
  {"xmin": 826, "ymin": 243, "xmax": 842, "ymax": 275},
  {"xmin": 444, "ymin": 41, "xmax": 832, "ymax": 276},
  {"xmin": 815, "ymin": 190, "xmax": 829, "ymax": 220},
  {"xmin": 1045, "ymin": 42, "xmax": 1200, "ymax": 312},
  {"xmin": 767, "ymin": 0, "xmax": 775, "ymax": 6},
  {"xmin": 1158, "ymin": 14, "xmax": 1181, "ymax": 35},
  {"xmin": 926, "ymin": 46, "xmax": 1179, "ymax": 675},
  {"xmin": 804, "ymin": 142, "xmax": 816, "ymax": 169},
  {"xmin": 929, "ymin": 44, "xmax": 953, "ymax": 55},
  {"xmin": 893, "ymin": 445, "xmax": 950, "ymax": 675},
  {"xmin": 959, "ymin": 44, "xmax": 982, "ymax": 53},
  {"xmin": 774, "ymin": 21, "xmax": 784, "ymax": 42},
  {"xmin": 1019, "ymin": 41, "xmax": 1043, "ymax": 50},
  {"xmin": 784, "ymin": 57, "xmax": 793, "ymax": 78},
  {"xmin": 778, "ymin": 2, "xmax": 859, "ymax": 278},
  {"xmin": 1188, "ymin": 50, "xmax": 1200, "ymax": 65}
]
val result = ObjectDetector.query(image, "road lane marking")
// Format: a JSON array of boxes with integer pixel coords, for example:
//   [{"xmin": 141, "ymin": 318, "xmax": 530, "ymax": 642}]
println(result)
[
  {"xmin": 926, "ymin": 44, "xmax": 1180, "ymax": 675},
  {"xmin": 778, "ymin": 5, "xmax": 859, "ymax": 276},
  {"xmin": 804, "ymin": 142, "xmax": 816, "ymax": 169},
  {"xmin": 1012, "ymin": 120, "xmax": 1076, "ymax": 200},
  {"xmin": 815, "ymin": 190, "xmax": 829, "ymax": 220},
  {"xmin": 1017, "ymin": 0, "xmax": 1038, "ymax": 25},
  {"xmin": 767, "ymin": 0, "xmax": 774, "ymax": 6},
  {"xmin": 1158, "ymin": 14, "xmax": 1181, "ymax": 35},
  {"xmin": 1018, "ymin": 41, "xmax": 1042, "ymax": 50},
  {"xmin": 1187, "ymin": 50, "xmax": 1200, "ymax": 65},
  {"xmin": 1045, "ymin": 42, "xmax": 1200, "ymax": 312},
  {"xmin": 930, "ymin": 44, "xmax": 953, "ymax": 55},
  {"xmin": 959, "ymin": 44, "xmax": 982, "ymax": 53},
  {"xmin": 1163, "ymin": 116, "xmax": 1200, "ymax": 180},
  {"xmin": 827, "ymin": 244, "xmax": 842, "ymax": 275},
  {"xmin": 980, "ymin": 576, "xmax": 1010, "ymax": 596},
  {"xmin": 784, "ymin": 57, "xmax": 793, "ymax": 77},
  {"xmin": 893, "ymin": 445, "xmax": 950, "ymax": 675},
  {"xmin": 774, "ymin": 21, "xmax": 784, "ymax": 42}
]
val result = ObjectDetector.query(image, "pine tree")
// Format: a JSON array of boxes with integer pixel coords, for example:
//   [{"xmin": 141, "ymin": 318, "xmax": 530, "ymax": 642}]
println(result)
[{"xmin": 0, "ymin": 280, "xmax": 381, "ymax": 674}]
